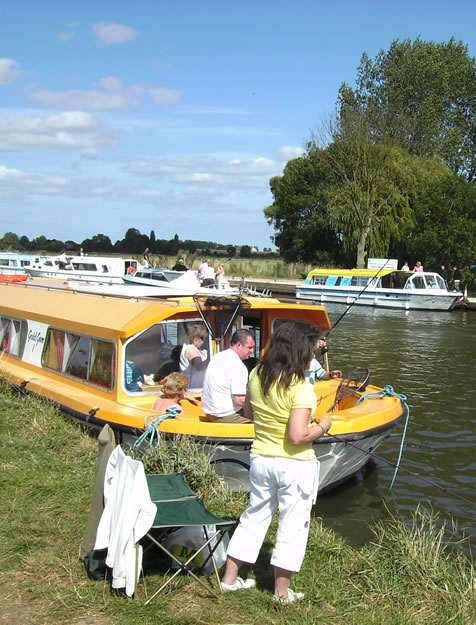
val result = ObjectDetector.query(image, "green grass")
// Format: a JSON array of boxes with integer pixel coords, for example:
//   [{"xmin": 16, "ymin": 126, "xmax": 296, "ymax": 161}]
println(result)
[{"xmin": 0, "ymin": 375, "xmax": 474, "ymax": 625}]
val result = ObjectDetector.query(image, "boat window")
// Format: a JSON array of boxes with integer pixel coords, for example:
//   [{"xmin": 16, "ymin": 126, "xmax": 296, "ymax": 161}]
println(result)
[
  {"xmin": 0, "ymin": 317, "xmax": 27, "ymax": 357},
  {"xmin": 151, "ymin": 273, "xmax": 167, "ymax": 282},
  {"xmin": 351, "ymin": 276, "xmax": 369, "ymax": 287},
  {"xmin": 21, "ymin": 260, "xmax": 31, "ymax": 267},
  {"xmin": 43, "ymin": 329, "xmax": 66, "ymax": 370},
  {"xmin": 124, "ymin": 319, "xmax": 211, "ymax": 392},
  {"xmin": 89, "ymin": 339, "xmax": 114, "ymax": 388},
  {"xmin": 412, "ymin": 276, "xmax": 426, "ymax": 290},
  {"xmin": 341, "ymin": 277, "xmax": 351, "ymax": 286},
  {"xmin": 72, "ymin": 263, "xmax": 98, "ymax": 271},
  {"xmin": 325, "ymin": 276, "xmax": 339, "ymax": 286},
  {"xmin": 311, "ymin": 275, "xmax": 327, "ymax": 285},
  {"xmin": 42, "ymin": 329, "xmax": 114, "ymax": 389}
]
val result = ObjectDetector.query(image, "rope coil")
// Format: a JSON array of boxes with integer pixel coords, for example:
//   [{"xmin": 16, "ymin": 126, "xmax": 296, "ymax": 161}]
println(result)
[{"xmin": 133, "ymin": 406, "xmax": 181, "ymax": 449}]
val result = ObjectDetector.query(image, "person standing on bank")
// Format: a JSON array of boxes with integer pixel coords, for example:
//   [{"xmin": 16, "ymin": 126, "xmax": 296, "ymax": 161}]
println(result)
[
  {"xmin": 143, "ymin": 248, "xmax": 150, "ymax": 268},
  {"xmin": 452, "ymin": 266, "xmax": 462, "ymax": 291},
  {"xmin": 220, "ymin": 321, "xmax": 331, "ymax": 603}
]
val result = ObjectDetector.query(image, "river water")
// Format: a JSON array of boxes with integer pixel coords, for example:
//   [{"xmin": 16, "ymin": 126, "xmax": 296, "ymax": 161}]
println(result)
[{"xmin": 312, "ymin": 304, "xmax": 475, "ymax": 557}]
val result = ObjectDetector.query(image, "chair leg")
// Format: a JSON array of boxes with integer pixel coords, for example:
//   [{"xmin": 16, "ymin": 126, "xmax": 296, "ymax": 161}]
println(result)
[{"xmin": 144, "ymin": 532, "xmax": 221, "ymax": 604}]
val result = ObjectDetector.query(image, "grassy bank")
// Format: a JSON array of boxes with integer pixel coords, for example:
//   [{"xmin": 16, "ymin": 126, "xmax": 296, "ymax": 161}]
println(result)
[{"xmin": 0, "ymin": 378, "xmax": 474, "ymax": 625}]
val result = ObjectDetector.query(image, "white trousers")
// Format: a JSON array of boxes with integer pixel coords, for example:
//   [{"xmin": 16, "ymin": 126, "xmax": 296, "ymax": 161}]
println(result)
[{"xmin": 227, "ymin": 453, "xmax": 319, "ymax": 572}]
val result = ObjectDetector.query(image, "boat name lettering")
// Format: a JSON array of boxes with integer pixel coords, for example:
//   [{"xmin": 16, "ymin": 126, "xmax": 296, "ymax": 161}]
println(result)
[{"xmin": 27, "ymin": 330, "xmax": 45, "ymax": 351}]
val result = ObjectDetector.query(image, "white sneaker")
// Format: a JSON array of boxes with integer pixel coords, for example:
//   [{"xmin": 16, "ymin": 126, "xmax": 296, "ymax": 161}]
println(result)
[
  {"xmin": 273, "ymin": 588, "xmax": 305, "ymax": 604},
  {"xmin": 220, "ymin": 577, "xmax": 256, "ymax": 592}
]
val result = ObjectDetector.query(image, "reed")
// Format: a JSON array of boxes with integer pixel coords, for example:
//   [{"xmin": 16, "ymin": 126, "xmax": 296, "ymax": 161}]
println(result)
[{"xmin": 0, "ymin": 376, "xmax": 474, "ymax": 625}]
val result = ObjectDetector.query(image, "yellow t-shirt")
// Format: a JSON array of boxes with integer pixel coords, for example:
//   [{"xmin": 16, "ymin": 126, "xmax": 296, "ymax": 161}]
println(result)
[{"xmin": 249, "ymin": 368, "xmax": 318, "ymax": 460}]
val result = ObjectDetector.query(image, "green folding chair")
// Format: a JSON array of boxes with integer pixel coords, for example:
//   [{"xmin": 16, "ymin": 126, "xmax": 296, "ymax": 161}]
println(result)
[{"xmin": 143, "ymin": 474, "xmax": 235, "ymax": 604}]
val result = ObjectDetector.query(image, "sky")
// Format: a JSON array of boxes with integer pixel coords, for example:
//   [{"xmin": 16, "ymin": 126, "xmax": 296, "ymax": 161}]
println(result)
[{"xmin": 1, "ymin": 1, "xmax": 475, "ymax": 249}]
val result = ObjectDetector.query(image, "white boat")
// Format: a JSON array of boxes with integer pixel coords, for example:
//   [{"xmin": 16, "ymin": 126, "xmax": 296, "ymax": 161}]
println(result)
[
  {"xmin": 296, "ymin": 268, "xmax": 463, "ymax": 311},
  {"xmin": 26, "ymin": 254, "xmax": 143, "ymax": 284},
  {"xmin": 123, "ymin": 267, "xmax": 238, "ymax": 294},
  {"xmin": 0, "ymin": 252, "xmax": 40, "ymax": 275}
]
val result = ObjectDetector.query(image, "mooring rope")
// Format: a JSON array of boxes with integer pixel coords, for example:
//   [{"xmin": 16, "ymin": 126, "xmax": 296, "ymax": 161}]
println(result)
[
  {"xmin": 133, "ymin": 405, "xmax": 181, "ymax": 449},
  {"xmin": 355, "ymin": 385, "xmax": 409, "ymax": 490}
]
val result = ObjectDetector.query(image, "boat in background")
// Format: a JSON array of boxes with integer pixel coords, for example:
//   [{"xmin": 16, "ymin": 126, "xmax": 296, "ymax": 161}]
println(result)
[
  {"xmin": 0, "ymin": 281, "xmax": 406, "ymax": 493},
  {"xmin": 297, "ymin": 268, "xmax": 463, "ymax": 311},
  {"xmin": 123, "ymin": 267, "xmax": 239, "ymax": 294},
  {"xmin": 0, "ymin": 252, "xmax": 40, "ymax": 275},
  {"xmin": 26, "ymin": 254, "xmax": 143, "ymax": 284}
]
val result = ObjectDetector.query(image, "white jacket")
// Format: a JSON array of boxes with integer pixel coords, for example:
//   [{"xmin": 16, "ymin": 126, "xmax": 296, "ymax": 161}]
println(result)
[{"xmin": 94, "ymin": 446, "xmax": 157, "ymax": 596}]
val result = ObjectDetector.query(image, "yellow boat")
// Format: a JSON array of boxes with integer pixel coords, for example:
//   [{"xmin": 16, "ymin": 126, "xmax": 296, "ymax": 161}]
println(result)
[{"xmin": 0, "ymin": 280, "xmax": 407, "ymax": 492}]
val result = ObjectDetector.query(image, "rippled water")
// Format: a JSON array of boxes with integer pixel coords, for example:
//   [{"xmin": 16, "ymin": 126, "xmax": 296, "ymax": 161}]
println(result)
[{"xmin": 314, "ymin": 305, "xmax": 476, "ymax": 556}]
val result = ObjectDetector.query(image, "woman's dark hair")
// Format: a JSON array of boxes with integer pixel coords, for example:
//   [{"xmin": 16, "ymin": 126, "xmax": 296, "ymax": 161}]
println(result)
[{"xmin": 257, "ymin": 321, "xmax": 321, "ymax": 395}]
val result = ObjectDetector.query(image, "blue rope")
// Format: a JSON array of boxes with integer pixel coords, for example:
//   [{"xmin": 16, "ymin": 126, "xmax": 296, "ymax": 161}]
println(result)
[
  {"xmin": 133, "ymin": 405, "xmax": 181, "ymax": 449},
  {"xmin": 355, "ymin": 385, "xmax": 409, "ymax": 490}
]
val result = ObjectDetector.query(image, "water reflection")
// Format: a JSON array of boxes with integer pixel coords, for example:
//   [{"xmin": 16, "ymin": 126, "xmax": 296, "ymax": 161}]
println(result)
[{"xmin": 315, "ymin": 304, "xmax": 476, "ymax": 556}]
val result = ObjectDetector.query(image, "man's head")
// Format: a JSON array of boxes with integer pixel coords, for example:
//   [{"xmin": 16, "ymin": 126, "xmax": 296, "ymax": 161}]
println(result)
[{"xmin": 230, "ymin": 329, "xmax": 255, "ymax": 360}]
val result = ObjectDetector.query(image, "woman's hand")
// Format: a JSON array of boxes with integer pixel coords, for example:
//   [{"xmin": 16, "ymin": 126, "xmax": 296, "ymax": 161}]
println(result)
[{"xmin": 288, "ymin": 409, "xmax": 330, "ymax": 445}]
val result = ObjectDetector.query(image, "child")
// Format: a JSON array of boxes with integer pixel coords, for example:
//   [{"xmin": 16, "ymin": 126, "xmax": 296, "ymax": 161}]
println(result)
[{"xmin": 152, "ymin": 372, "xmax": 189, "ymax": 414}]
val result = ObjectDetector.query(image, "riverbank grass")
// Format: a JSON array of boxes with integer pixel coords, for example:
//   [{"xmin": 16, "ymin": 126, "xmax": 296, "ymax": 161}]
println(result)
[{"xmin": 0, "ymin": 377, "xmax": 474, "ymax": 625}]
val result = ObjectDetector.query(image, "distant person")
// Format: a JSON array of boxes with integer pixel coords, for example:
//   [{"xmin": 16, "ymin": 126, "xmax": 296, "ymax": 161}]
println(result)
[
  {"xmin": 202, "ymin": 260, "xmax": 216, "ymax": 287},
  {"xmin": 152, "ymin": 372, "xmax": 189, "ymax": 414},
  {"xmin": 143, "ymin": 248, "xmax": 150, "ymax": 268},
  {"xmin": 201, "ymin": 329, "xmax": 255, "ymax": 423},
  {"xmin": 172, "ymin": 257, "xmax": 188, "ymax": 272},
  {"xmin": 452, "ymin": 266, "xmax": 461, "ymax": 291},
  {"xmin": 198, "ymin": 259, "xmax": 208, "ymax": 281},
  {"xmin": 439, "ymin": 264, "xmax": 448, "ymax": 285},
  {"xmin": 78, "ymin": 247, "xmax": 84, "ymax": 257},
  {"xmin": 413, "ymin": 261, "xmax": 424, "ymax": 272},
  {"xmin": 401, "ymin": 261, "xmax": 409, "ymax": 271},
  {"xmin": 305, "ymin": 339, "xmax": 341, "ymax": 383},
  {"xmin": 215, "ymin": 263, "xmax": 226, "ymax": 287}
]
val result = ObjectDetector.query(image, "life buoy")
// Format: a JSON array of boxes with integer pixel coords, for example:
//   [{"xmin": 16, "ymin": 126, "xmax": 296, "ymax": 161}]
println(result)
[
  {"xmin": 0, "ymin": 274, "xmax": 28, "ymax": 283},
  {"xmin": 126, "ymin": 266, "xmax": 137, "ymax": 275}
]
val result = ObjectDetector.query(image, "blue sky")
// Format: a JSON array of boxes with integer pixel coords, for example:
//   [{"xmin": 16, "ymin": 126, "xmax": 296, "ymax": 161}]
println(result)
[{"xmin": 1, "ymin": 1, "xmax": 474, "ymax": 249}]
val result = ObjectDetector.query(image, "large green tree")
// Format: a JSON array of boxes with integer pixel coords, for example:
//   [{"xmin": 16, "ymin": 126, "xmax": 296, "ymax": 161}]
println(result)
[
  {"xmin": 338, "ymin": 37, "xmax": 476, "ymax": 181},
  {"xmin": 265, "ymin": 153, "xmax": 343, "ymax": 264}
]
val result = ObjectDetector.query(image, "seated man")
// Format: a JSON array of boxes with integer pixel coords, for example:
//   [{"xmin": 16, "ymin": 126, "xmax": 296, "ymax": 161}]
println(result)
[
  {"xmin": 201, "ymin": 329, "xmax": 255, "ymax": 424},
  {"xmin": 305, "ymin": 339, "xmax": 341, "ymax": 384}
]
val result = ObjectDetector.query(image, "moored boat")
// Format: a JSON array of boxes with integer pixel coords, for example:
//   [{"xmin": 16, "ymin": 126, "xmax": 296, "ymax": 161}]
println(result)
[
  {"xmin": 0, "ymin": 281, "xmax": 407, "ymax": 493},
  {"xmin": 297, "ymin": 268, "xmax": 463, "ymax": 311},
  {"xmin": 0, "ymin": 252, "xmax": 39, "ymax": 275},
  {"xmin": 26, "ymin": 254, "xmax": 142, "ymax": 284},
  {"xmin": 123, "ymin": 267, "xmax": 239, "ymax": 295}
]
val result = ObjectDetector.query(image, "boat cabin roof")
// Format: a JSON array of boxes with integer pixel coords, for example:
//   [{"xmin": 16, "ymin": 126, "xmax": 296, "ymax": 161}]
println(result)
[
  {"xmin": 305, "ymin": 268, "xmax": 406, "ymax": 279},
  {"xmin": 0, "ymin": 283, "xmax": 331, "ymax": 340}
]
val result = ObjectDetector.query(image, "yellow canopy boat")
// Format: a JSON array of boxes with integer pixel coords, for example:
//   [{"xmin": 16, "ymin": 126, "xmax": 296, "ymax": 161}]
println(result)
[{"xmin": 0, "ymin": 280, "xmax": 407, "ymax": 492}]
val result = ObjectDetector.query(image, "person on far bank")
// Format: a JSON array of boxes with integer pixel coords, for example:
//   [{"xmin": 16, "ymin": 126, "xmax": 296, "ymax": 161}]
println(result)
[
  {"xmin": 439, "ymin": 264, "xmax": 448, "ymax": 286},
  {"xmin": 452, "ymin": 266, "xmax": 461, "ymax": 291},
  {"xmin": 401, "ymin": 261, "xmax": 409, "ymax": 271},
  {"xmin": 220, "ymin": 321, "xmax": 331, "ymax": 603},
  {"xmin": 172, "ymin": 257, "xmax": 188, "ymax": 271},
  {"xmin": 306, "ymin": 338, "xmax": 342, "ymax": 384},
  {"xmin": 413, "ymin": 261, "xmax": 424, "ymax": 272},
  {"xmin": 143, "ymin": 248, "xmax": 150, "ymax": 268},
  {"xmin": 201, "ymin": 329, "xmax": 255, "ymax": 423}
]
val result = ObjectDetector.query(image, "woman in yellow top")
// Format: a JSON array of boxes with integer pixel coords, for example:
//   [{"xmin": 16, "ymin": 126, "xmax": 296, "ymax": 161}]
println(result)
[{"xmin": 220, "ymin": 321, "xmax": 332, "ymax": 603}]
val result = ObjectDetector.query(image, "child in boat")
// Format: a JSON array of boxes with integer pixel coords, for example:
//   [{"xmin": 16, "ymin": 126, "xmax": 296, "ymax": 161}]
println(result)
[{"xmin": 152, "ymin": 372, "xmax": 189, "ymax": 414}]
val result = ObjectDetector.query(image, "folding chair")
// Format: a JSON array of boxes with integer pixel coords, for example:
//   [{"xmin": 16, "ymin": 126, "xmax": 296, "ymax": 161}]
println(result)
[{"xmin": 143, "ymin": 473, "xmax": 235, "ymax": 604}]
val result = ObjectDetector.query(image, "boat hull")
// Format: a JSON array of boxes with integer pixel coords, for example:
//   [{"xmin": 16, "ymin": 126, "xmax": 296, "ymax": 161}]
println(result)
[{"xmin": 296, "ymin": 286, "xmax": 462, "ymax": 311}]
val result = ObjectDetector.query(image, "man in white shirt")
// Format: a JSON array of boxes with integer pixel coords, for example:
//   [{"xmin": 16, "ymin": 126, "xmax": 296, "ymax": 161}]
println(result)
[{"xmin": 201, "ymin": 329, "xmax": 255, "ymax": 423}]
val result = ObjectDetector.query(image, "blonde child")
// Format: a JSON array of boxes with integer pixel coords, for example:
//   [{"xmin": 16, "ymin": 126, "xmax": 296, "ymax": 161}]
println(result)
[{"xmin": 152, "ymin": 372, "xmax": 189, "ymax": 414}]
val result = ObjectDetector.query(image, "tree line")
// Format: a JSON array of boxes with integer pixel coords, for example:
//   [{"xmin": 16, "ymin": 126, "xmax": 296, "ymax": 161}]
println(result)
[
  {"xmin": 265, "ymin": 37, "xmax": 476, "ymax": 276},
  {"xmin": 0, "ymin": 229, "xmax": 275, "ymax": 259}
]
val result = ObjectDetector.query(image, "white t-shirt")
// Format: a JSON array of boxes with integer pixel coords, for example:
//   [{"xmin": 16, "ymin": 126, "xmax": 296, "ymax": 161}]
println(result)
[
  {"xmin": 201, "ymin": 349, "xmax": 249, "ymax": 417},
  {"xmin": 305, "ymin": 358, "xmax": 325, "ymax": 384}
]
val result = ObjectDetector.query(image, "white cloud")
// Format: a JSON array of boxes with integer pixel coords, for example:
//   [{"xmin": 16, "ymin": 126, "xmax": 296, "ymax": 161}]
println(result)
[
  {"xmin": 275, "ymin": 145, "xmax": 305, "ymax": 161},
  {"xmin": 92, "ymin": 22, "xmax": 138, "ymax": 44},
  {"xmin": 0, "ymin": 58, "xmax": 22, "ymax": 85},
  {"xmin": 25, "ymin": 80, "xmax": 181, "ymax": 111},
  {"xmin": 149, "ymin": 87, "xmax": 183, "ymax": 105},
  {"xmin": 0, "ymin": 111, "xmax": 117, "ymax": 151},
  {"xmin": 123, "ymin": 154, "xmax": 280, "ymax": 189}
]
